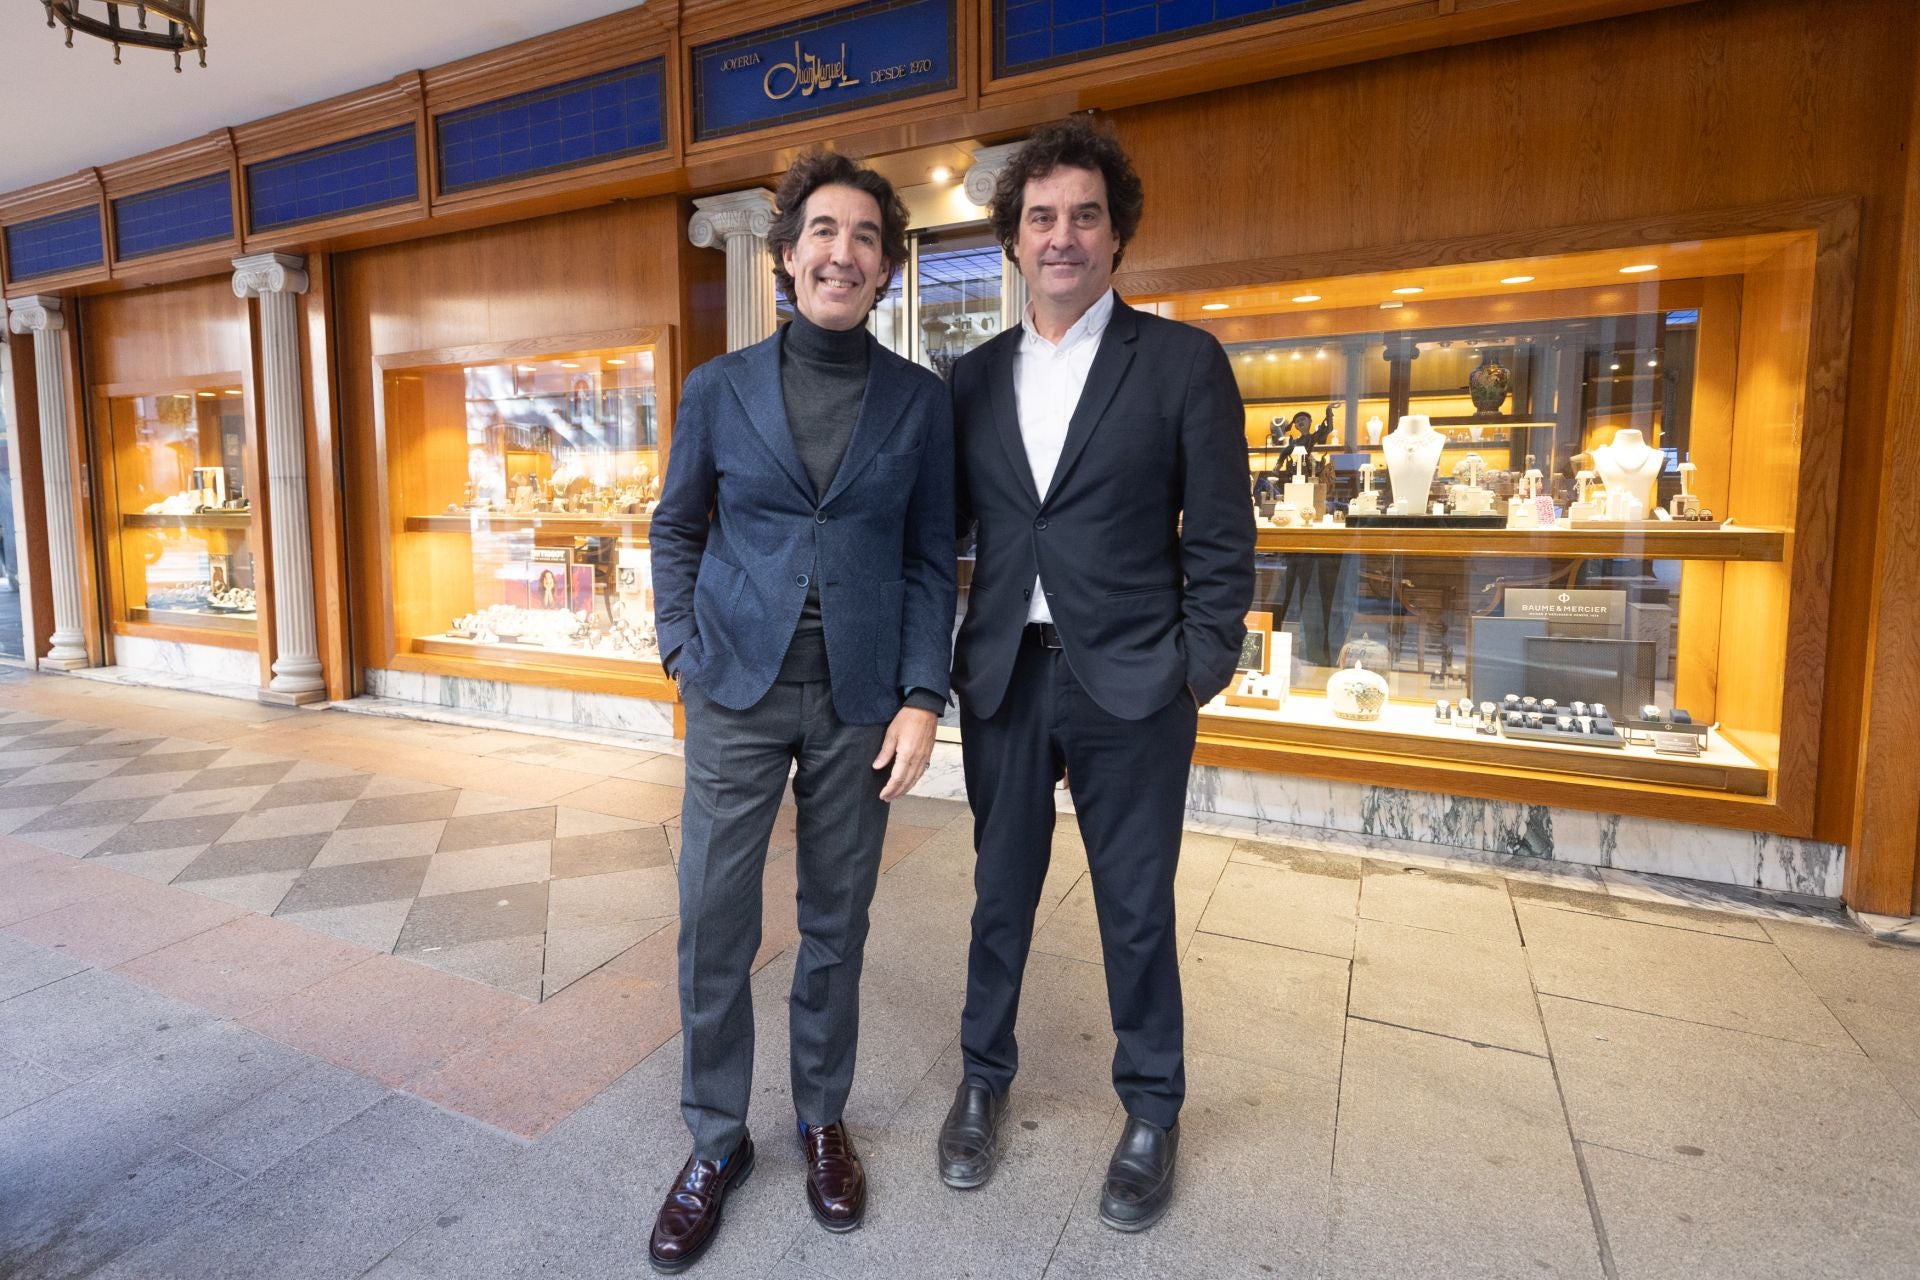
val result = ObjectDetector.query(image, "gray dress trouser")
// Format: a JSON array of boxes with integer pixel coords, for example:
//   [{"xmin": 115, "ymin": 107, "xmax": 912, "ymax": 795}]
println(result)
[{"xmin": 676, "ymin": 677, "xmax": 891, "ymax": 1160}]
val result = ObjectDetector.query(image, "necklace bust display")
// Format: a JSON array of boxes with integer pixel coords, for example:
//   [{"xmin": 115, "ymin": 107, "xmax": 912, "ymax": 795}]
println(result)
[
  {"xmin": 1592, "ymin": 428, "xmax": 1663, "ymax": 518},
  {"xmin": 1382, "ymin": 415, "xmax": 1443, "ymax": 514}
]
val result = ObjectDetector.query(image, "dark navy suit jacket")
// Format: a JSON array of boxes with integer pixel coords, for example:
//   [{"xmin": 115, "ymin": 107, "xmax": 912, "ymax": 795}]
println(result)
[
  {"xmin": 651, "ymin": 327, "xmax": 957, "ymax": 727},
  {"xmin": 952, "ymin": 298, "xmax": 1255, "ymax": 721}
]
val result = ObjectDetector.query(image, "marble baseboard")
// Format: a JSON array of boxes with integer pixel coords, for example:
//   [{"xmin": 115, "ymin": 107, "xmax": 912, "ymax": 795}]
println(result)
[
  {"xmin": 359, "ymin": 669, "xmax": 678, "ymax": 751},
  {"xmin": 1185, "ymin": 763, "xmax": 1846, "ymax": 901},
  {"xmin": 114, "ymin": 634, "xmax": 260, "ymax": 687},
  {"xmin": 70, "ymin": 662, "xmax": 261, "ymax": 703}
]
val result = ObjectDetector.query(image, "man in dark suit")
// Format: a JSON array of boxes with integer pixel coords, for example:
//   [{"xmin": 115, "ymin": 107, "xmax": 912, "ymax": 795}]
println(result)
[
  {"xmin": 938, "ymin": 118, "xmax": 1255, "ymax": 1231},
  {"xmin": 648, "ymin": 152, "xmax": 956, "ymax": 1273}
]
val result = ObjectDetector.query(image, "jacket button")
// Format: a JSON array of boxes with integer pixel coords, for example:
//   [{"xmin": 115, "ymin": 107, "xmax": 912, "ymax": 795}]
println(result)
[
  {"xmin": 1023, "ymin": 589, "xmax": 1032, "ymax": 600},
  {"xmin": 1034, "ymin": 518, "xmax": 1048, "ymax": 530},
  {"xmin": 796, "ymin": 574, "xmax": 809, "ymax": 587},
  {"xmin": 815, "ymin": 511, "xmax": 828, "ymax": 523}
]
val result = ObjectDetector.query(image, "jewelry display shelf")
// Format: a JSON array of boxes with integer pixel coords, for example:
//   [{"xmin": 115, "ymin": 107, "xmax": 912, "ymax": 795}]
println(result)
[
  {"xmin": 1254, "ymin": 523, "xmax": 1784, "ymax": 561},
  {"xmin": 415, "ymin": 633, "xmax": 662, "ymax": 677},
  {"xmin": 1199, "ymin": 693, "xmax": 1769, "ymax": 796},
  {"xmin": 404, "ymin": 512, "xmax": 654, "ymax": 538},
  {"xmin": 121, "ymin": 511, "xmax": 253, "ymax": 530},
  {"xmin": 128, "ymin": 605, "xmax": 257, "ymax": 634}
]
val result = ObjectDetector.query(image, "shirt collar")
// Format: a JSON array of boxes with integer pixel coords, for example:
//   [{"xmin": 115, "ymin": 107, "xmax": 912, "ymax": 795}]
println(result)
[{"xmin": 1021, "ymin": 288, "xmax": 1116, "ymax": 357}]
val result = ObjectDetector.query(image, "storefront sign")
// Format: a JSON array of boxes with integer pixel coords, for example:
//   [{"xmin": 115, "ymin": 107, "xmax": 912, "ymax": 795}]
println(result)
[
  {"xmin": 691, "ymin": 0, "xmax": 956, "ymax": 143},
  {"xmin": 1505, "ymin": 589, "xmax": 1626, "ymax": 627}
]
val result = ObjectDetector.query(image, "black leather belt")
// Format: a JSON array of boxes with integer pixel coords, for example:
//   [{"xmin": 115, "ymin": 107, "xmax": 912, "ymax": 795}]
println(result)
[{"xmin": 1023, "ymin": 621, "xmax": 1064, "ymax": 649}]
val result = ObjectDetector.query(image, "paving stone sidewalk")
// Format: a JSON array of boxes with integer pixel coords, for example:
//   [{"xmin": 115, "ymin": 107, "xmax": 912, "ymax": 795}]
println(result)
[{"xmin": 1, "ymin": 669, "xmax": 1917, "ymax": 1279}]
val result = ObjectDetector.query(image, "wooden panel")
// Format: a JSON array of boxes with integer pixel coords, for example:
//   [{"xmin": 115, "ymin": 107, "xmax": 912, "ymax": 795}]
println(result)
[
  {"xmin": 1849, "ymin": 29, "xmax": 1920, "ymax": 916},
  {"xmin": 301, "ymin": 252, "xmax": 355, "ymax": 701},
  {"xmin": 335, "ymin": 196, "xmax": 688, "ymax": 686},
  {"xmin": 1673, "ymin": 275, "xmax": 1743, "ymax": 723},
  {"xmin": 81, "ymin": 275, "xmax": 250, "ymax": 388}
]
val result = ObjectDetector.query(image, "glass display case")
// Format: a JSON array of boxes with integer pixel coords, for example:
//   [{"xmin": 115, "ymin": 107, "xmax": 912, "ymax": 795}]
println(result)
[
  {"xmin": 375, "ymin": 330, "xmax": 671, "ymax": 685},
  {"xmin": 1147, "ymin": 231, "xmax": 1819, "ymax": 802},
  {"xmin": 95, "ymin": 380, "xmax": 258, "ymax": 640}
]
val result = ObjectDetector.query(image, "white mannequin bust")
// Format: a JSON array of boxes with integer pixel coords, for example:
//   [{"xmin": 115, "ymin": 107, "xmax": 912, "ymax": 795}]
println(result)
[
  {"xmin": 1383, "ymin": 415, "xmax": 1443, "ymax": 514},
  {"xmin": 1593, "ymin": 428, "xmax": 1663, "ymax": 516}
]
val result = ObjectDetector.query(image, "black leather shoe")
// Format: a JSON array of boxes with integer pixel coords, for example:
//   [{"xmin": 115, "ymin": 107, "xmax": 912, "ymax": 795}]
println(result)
[
  {"xmin": 800, "ymin": 1121, "xmax": 867, "ymax": 1232},
  {"xmin": 937, "ymin": 1081, "xmax": 1009, "ymax": 1189},
  {"xmin": 649, "ymin": 1132, "xmax": 754, "ymax": 1273},
  {"xmin": 1098, "ymin": 1116, "xmax": 1178, "ymax": 1232}
]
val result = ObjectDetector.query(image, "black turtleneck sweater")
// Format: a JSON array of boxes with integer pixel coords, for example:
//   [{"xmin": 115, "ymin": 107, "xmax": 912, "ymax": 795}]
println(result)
[{"xmin": 775, "ymin": 310, "xmax": 869, "ymax": 683}]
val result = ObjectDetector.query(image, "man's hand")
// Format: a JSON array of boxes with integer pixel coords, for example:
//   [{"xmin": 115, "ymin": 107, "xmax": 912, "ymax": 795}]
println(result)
[{"xmin": 872, "ymin": 706, "xmax": 938, "ymax": 802}]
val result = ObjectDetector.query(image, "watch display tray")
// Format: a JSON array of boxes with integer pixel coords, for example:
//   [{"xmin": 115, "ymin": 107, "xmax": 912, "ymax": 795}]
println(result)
[
  {"xmin": 1346, "ymin": 514, "xmax": 1509, "ymax": 529},
  {"xmin": 1498, "ymin": 722, "xmax": 1627, "ymax": 750}
]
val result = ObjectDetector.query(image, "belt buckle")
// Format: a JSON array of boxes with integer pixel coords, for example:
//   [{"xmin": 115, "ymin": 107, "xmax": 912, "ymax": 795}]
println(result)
[{"xmin": 1032, "ymin": 622, "xmax": 1063, "ymax": 650}]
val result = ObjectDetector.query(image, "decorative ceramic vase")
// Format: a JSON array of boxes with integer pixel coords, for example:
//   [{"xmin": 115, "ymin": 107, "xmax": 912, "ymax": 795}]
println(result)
[
  {"xmin": 1327, "ymin": 662, "xmax": 1389, "ymax": 721},
  {"xmin": 1468, "ymin": 351, "xmax": 1512, "ymax": 413}
]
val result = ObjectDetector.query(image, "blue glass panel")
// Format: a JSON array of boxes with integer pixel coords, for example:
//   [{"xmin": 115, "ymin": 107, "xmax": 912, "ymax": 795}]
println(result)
[
  {"xmin": 112, "ymin": 172, "xmax": 233, "ymax": 260},
  {"xmin": 995, "ymin": 0, "xmax": 1359, "ymax": 76},
  {"xmin": 692, "ymin": 0, "xmax": 957, "ymax": 142},
  {"xmin": 4, "ymin": 206, "xmax": 104, "ymax": 281},
  {"xmin": 246, "ymin": 125, "xmax": 418, "ymax": 233},
  {"xmin": 437, "ymin": 60, "xmax": 665, "ymax": 195}
]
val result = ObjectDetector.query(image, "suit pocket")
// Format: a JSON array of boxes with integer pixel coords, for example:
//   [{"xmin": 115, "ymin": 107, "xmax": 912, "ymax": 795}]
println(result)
[{"xmin": 1106, "ymin": 584, "xmax": 1179, "ymax": 600}]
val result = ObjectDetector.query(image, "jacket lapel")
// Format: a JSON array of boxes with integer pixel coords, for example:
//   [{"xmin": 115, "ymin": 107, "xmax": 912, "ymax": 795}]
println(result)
[
  {"xmin": 821, "ymin": 337, "xmax": 912, "ymax": 507},
  {"xmin": 723, "ymin": 331, "xmax": 813, "ymax": 501},
  {"xmin": 989, "ymin": 330, "xmax": 1042, "ymax": 509},
  {"xmin": 1041, "ymin": 298, "xmax": 1137, "ymax": 507}
]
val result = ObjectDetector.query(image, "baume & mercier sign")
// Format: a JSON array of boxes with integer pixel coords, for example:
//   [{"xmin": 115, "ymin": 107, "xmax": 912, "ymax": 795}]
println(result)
[{"xmin": 691, "ymin": 0, "xmax": 958, "ymax": 143}]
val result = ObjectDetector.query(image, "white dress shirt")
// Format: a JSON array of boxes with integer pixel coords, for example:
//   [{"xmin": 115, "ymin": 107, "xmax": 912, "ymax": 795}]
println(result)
[{"xmin": 1013, "ymin": 288, "xmax": 1115, "ymax": 623}]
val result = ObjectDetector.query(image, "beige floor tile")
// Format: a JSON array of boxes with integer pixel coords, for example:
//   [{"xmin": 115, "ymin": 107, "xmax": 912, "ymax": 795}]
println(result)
[
  {"xmin": 1359, "ymin": 858, "xmax": 1520, "ymax": 944},
  {"xmin": 1196, "ymin": 854, "xmax": 1358, "ymax": 959},
  {"xmin": 1351, "ymin": 916, "xmax": 1546, "ymax": 1054},
  {"xmin": 1183, "ymin": 931, "xmax": 1349, "ymax": 1082}
]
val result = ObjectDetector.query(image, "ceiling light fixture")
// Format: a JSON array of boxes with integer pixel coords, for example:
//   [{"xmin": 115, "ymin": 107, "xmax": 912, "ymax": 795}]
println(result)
[
  {"xmin": 1379, "ymin": 300, "xmax": 1403, "ymax": 310},
  {"xmin": 929, "ymin": 166, "xmax": 952, "ymax": 184},
  {"xmin": 1391, "ymin": 286, "xmax": 1424, "ymax": 295},
  {"xmin": 43, "ymin": 1, "xmax": 208, "ymax": 70},
  {"xmin": 1620, "ymin": 263, "xmax": 1657, "ymax": 274},
  {"xmin": 1200, "ymin": 302, "xmax": 1229, "ymax": 312},
  {"xmin": 1500, "ymin": 275, "xmax": 1535, "ymax": 285},
  {"xmin": 606, "ymin": 358, "xmax": 626, "ymax": 366},
  {"xmin": 1290, "ymin": 294, "xmax": 1321, "ymax": 304}
]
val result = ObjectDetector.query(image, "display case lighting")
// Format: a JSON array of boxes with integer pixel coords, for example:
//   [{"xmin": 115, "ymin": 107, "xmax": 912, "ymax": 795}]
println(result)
[
  {"xmin": 929, "ymin": 166, "xmax": 952, "ymax": 183},
  {"xmin": 1648, "ymin": 359, "xmax": 1659, "ymax": 368},
  {"xmin": 1610, "ymin": 362, "xmax": 1622, "ymax": 371},
  {"xmin": 560, "ymin": 362, "xmax": 580, "ymax": 369},
  {"xmin": 1264, "ymin": 351, "xmax": 1278, "ymax": 362},
  {"xmin": 1315, "ymin": 348, "xmax": 1327, "ymax": 359},
  {"xmin": 1290, "ymin": 350, "xmax": 1302, "ymax": 361},
  {"xmin": 1379, "ymin": 300, "xmax": 1403, "ymax": 310},
  {"xmin": 196, "ymin": 390, "xmax": 215, "ymax": 398},
  {"xmin": 1290, "ymin": 294, "xmax": 1320, "ymax": 303},
  {"xmin": 1500, "ymin": 275, "xmax": 1535, "ymax": 284},
  {"xmin": 1620, "ymin": 264, "xmax": 1658, "ymax": 273},
  {"xmin": 606, "ymin": 358, "xmax": 627, "ymax": 365},
  {"xmin": 1200, "ymin": 302, "xmax": 1229, "ymax": 311},
  {"xmin": 1391, "ymin": 286, "xmax": 1424, "ymax": 295}
]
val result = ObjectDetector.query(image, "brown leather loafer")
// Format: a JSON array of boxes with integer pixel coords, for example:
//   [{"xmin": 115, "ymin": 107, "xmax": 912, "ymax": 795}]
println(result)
[
  {"xmin": 800, "ymin": 1120, "xmax": 867, "ymax": 1232},
  {"xmin": 649, "ymin": 1131, "xmax": 755, "ymax": 1273}
]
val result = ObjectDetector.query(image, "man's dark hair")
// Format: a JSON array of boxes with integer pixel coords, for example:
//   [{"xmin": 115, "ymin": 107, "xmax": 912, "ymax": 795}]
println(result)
[
  {"xmin": 988, "ymin": 116, "xmax": 1145, "ymax": 270},
  {"xmin": 766, "ymin": 151, "xmax": 911, "ymax": 307}
]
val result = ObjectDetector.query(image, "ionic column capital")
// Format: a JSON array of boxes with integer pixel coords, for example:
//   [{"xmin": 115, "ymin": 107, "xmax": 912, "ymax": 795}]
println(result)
[
  {"xmin": 7, "ymin": 295, "xmax": 65, "ymax": 335},
  {"xmin": 232, "ymin": 252, "xmax": 309, "ymax": 299},
  {"xmin": 963, "ymin": 142, "xmax": 1028, "ymax": 208},
  {"xmin": 688, "ymin": 189, "xmax": 778, "ymax": 249}
]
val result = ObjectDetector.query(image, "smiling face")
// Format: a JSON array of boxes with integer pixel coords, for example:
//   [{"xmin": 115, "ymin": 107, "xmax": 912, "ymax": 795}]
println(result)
[
  {"xmin": 781, "ymin": 182, "xmax": 888, "ymax": 331},
  {"xmin": 1013, "ymin": 164, "xmax": 1120, "ymax": 327}
]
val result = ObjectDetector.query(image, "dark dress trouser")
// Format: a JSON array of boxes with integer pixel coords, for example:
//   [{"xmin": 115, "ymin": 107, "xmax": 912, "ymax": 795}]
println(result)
[
  {"xmin": 958, "ymin": 636, "xmax": 1197, "ymax": 1130},
  {"xmin": 676, "ymin": 679, "xmax": 890, "ymax": 1160}
]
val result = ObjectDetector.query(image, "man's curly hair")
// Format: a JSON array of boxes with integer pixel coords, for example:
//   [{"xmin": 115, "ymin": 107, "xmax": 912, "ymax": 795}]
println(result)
[
  {"xmin": 988, "ymin": 117, "xmax": 1144, "ymax": 270},
  {"xmin": 766, "ymin": 150, "xmax": 911, "ymax": 308}
]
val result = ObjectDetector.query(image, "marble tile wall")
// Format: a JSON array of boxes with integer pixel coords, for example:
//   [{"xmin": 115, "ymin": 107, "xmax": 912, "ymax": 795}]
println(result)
[
  {"xmin": 363, "ymin": 668, "xmax": 674, "ymax": 743},
  {"xmin": 115, "ymin": 634, "xmax": 260, "ymax": 687},
  {"xmin": 1186, "ymin": 764, "xmax": 1846, "ymax": 900}
]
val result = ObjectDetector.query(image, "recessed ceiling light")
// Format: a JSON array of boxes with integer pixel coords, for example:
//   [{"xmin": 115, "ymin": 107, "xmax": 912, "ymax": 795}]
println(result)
[
  {"xmin": 223, "ymin": 389, "xmax": 241, "ymax": 396},
  {"xmin": 560, "ymin": 362, "xmax": 580, "ymax": 369},
  {"xmin": 1290, "ymin": 351, "xmax": 1302, "ymax": 361},
  {"xmin": 196, "ymin": 391, "xmax": 216, "ymax": 398},
  {"xmin": 517, "ymin": 365, "xmax": 538, "ymax": 372},
  {"xmin": 606, "ymin": 358, "xmax": 626, "ymax": 366},
  {"xmin": 1647, "ymin": 359, "xmax": 1659, "ymax": 368},
  {"xmin": 1500, "ymin": 275, "xmax": 1535, "ymax": 285},
  {"xmin": 1238, "ymin": 354, "xmax": 1253, "ymax": 363},
  {"xmin": 1200, "ymin": 302, "xmax": 1229, "ymax": 312},
  {"xmin": 1379, "ymin": 301, "xmax": 1403, "ymax": 310},
  {"xmin": 1609, "ymin": 363, "xmax": 1622, "ymax": 371},
  {"xmin": 929, "ymin": 166, "xmax": 952, "ymax": 184},
  {"xmin": 1315, "ymin": 348, "xmax": 1327, "ymax": 359},
  {"xmin": 1264, "ymin": 352, "xmax": 1278, "ymax": 362},
  {"xmin": 1291, "ymin": 294, "xmax": 1321, "ymax": 304},
  {"xmin": 1620, "ymin": 264, "xmax": 1657, "ymax": 274},
  {"xmin": 1391, "ymin": 286, "xmax": 1424, "ymax": 295}
]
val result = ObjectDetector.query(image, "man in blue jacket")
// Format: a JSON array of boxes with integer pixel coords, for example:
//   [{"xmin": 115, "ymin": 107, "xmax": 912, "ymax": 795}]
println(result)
[{"xmin": 647, "ymin": 153, "xmax": 956, "ymax": 1273}]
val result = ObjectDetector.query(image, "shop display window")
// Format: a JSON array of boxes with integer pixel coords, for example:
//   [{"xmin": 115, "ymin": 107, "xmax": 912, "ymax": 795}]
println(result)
[
  {"xmin": 376, "ymin": 331, "xmax": 670, "ymax": 681},
  {"xmin": 1146, "ymin": 231, "xmax": 1820, "ymax": 800},
  {"xmin": 96, "ymin": 381, "xmax": 257, "ymax": 639}
]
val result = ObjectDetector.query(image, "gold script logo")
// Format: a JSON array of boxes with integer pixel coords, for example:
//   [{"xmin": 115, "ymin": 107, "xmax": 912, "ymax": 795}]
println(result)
[{"xmin": 763, "ymin": 40, "xmax": 860, "ymax": 100}]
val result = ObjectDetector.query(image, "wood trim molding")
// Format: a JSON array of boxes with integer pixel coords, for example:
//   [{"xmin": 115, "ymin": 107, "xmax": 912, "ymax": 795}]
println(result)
[
  {"xmin": 425, "ymin": 6, "xmax": 675, "ymax": 112},
  {"xmin": 1847, "ymin": 41, "xmax": 1920, "ymax": 915},
  {"xmin": 232, "ymin": 74, "xmax": 426, "ymax": 166}
]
